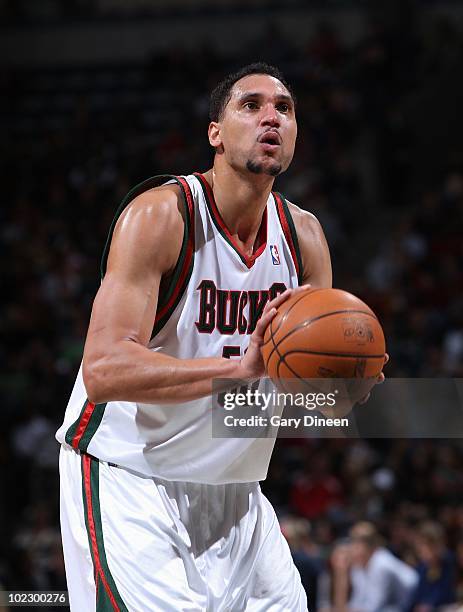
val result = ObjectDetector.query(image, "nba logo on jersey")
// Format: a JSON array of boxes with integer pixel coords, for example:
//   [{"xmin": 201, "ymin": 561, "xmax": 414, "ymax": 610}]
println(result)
[{"xmin": 270, "ymin": 244, "xmax": 280, "ymax": 265}]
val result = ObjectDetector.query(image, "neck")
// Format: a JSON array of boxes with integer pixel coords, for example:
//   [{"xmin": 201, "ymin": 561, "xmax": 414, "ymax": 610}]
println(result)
[
  {"xmin": 203, "ymin": 159, "xmax": 274, "ymax": 245},
  {"xmin": 363, "ymin": 548, "xmax": 376, "ymax": 566}
]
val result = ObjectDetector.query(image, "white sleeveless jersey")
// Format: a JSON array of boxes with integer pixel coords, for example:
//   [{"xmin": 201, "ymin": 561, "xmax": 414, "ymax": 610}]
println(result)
[{"xmin": 56, "ymin": 173, "xmax": 302, "ymax": 484}]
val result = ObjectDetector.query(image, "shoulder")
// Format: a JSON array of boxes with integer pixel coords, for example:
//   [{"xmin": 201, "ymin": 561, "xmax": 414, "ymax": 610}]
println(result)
[
  {"xmin": 116, "ymin": 183, "xmax": 186, "ymax": 235},
  {"xmin": 370, "ymin": 547, "xmax": 393, "ymax": 566},
  {"xmin": 284, "ymin": 199, "xmax": 332, "ymax": 287},
  {"xmin": 108, "ymin": 183, "xmax": 186, "ymax": 276},
  {"xmin": 372, "ymin": 548, "xmax": 412, "ymax": 574},
  {"xmin": 286, "ymin": 200, "xmax": 325, "ymax": 240}
]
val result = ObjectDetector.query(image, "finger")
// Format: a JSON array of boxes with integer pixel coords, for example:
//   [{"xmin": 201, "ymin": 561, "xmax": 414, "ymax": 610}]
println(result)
[
  {"xmin": 259, "ymin": 285, "xmax": 313, "ymax": 339},
  {"xmin": 289, "ymin": 284, "xmax": 313, "ymax": 298},
  {"xmin": 377, "ymin": 372, "xmax": 385, "ymax": 384},
  {"xmin": 265, "ymin": 284, "xmax": 312, "ymax": 313},
  {"xmin": 263, "ymin": 288, "xmax": 292, "ymax": 314},
  {"xmin": 254, "ymin": 307, "xmax": 278, "ymax": 340},
  {"xmin": 384, "ymin": 353, "xmax": 389, "ymax": 365}
]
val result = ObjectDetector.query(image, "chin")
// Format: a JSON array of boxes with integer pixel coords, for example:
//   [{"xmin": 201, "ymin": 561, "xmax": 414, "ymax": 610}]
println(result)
[{"xmin": 246, "ymin": 158, "xmax": 283, "ymax": 177}]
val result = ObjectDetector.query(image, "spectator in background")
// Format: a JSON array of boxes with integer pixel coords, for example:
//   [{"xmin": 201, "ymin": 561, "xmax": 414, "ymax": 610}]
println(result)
[
  {"xmin": 317, "ymin": 538, "xmax": 351, "ymax": 612},
  {"xmin": 409, "ymin": 521, "xmax": 457, "ymax": 611},
  {"xmin": 331, "ymin": 521, "xmax": 418, "ymax": 611},
  {"xmin": 290, "ymin": 453, "xmax": 344, "ymax": 520},
  {"xmin": 280, "ymin": 515, "xmax": 324, "ymax": 610},
  {"xmin": 454, "ymin": 537, "xmax": 463, "ymax": 605}
]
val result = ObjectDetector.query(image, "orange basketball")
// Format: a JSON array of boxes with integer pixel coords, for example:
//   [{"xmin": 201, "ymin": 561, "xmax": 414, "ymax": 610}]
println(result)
[{"xmin": 262, "ymin": 288, "xmax": 386, "ymax": 401}]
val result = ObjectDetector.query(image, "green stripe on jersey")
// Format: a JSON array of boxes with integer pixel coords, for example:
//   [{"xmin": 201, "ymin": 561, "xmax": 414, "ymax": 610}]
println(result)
[
  {"xmin": 151, "ymin": 178, "xmax": 194, "ymax": 331},
  {"xmin": 64, "ymin": 399, "xmax": 88, "ymax": 446},
  {"xmin": 78, "ymin": 403, "xmax": 107, "ymax": 453},
  {"xmin": 277, "ymin": 193, "xmax": 304, "ymax": 285}
]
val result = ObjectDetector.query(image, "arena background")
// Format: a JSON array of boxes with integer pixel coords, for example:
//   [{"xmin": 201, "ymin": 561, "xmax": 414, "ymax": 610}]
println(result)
[{"xmin": 2, "ymin": 1, "xmax": 463, "ymax": 609}]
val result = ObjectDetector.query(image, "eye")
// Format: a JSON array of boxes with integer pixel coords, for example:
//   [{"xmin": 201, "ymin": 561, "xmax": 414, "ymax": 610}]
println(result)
[
  {"xmin": 243, "ymin": 101, "xmax": 259, "ymax": 110},
  {"xmin": 277, "ymin": 102, "xmax": 291, "ymax": 113}
]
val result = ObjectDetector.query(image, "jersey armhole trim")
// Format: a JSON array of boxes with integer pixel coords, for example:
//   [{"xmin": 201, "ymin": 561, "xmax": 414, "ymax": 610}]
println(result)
[
  {"xmin": 273, "ymin": 192, "xmax": 303, "ymax": 285},
  {"xmin": 151, "ymin": 176, "xmax": 195, "ymax": 338}
]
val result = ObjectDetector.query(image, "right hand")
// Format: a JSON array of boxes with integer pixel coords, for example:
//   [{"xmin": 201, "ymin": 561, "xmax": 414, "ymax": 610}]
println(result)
[{"xmin": 238, "ymin": 285, "xmax": 312, "ymax": 381}]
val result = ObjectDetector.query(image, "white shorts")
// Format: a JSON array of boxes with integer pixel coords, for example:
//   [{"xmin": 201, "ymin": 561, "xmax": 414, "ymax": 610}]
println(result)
[{"xmin": 59, "ymin": 445, "xmax": 308, "ymax": 611}]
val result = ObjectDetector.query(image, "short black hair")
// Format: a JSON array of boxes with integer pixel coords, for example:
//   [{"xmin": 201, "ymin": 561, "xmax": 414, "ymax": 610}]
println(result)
[{"xmin": 209, "ymin": 62, "xmax": 296, "ymax": 122}]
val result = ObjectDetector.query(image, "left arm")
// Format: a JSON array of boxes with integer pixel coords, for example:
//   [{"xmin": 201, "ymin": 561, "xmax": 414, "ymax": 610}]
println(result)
[
  {"xmin": 289, "ymin": 201, "xmax": 387, "ymax": 410},
  {"xmin": 287, "ymin": 202, "xmax": 332, "ymax": 288}
]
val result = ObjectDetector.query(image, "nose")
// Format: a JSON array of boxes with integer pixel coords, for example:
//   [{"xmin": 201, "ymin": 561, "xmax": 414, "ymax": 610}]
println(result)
[{"xmin": 261, "ymin": 103, "xmax": 280, "ymax": 127}]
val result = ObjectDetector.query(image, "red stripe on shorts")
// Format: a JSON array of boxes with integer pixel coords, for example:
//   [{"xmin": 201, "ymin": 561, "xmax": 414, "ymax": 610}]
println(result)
[{"xmin": 82, "ymin": 454, "xmax": 120, "ymax": 612}]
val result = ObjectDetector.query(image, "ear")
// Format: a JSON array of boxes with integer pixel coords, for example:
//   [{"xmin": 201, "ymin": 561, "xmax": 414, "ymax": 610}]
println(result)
[{"xmin": 208, "ymin": 121, "xmax": 223, "ymax": 150}]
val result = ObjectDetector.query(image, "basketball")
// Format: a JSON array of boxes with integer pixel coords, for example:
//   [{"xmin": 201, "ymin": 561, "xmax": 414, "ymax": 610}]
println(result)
[{"xmin": 262, "ymin": 288, "xmax": 386, "ymax": 402}]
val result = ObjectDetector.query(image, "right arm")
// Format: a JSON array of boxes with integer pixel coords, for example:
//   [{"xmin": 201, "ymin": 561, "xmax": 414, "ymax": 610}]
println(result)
[{"xmin": 82, "ymin": 186, "xmax": 294, "ymax": 405}]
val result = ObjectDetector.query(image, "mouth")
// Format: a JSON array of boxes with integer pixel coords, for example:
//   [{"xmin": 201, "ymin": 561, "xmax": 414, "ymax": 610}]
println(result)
[{"xmin": 258, "ymin": 130, "xmax": 282, "ymax": 148}]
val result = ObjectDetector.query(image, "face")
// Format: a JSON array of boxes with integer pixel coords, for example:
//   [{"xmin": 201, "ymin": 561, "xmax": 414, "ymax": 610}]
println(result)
[
  {"xmin": 415, "ymin": 538, "xmax": 441, "ymax": 564},
  {"xmin": 350, "ymin": 540, "xmax": 370, "ymax": 566},
  {"xmin": 209, "ymin": 73, "xmax": 297, "ymax": 177}
]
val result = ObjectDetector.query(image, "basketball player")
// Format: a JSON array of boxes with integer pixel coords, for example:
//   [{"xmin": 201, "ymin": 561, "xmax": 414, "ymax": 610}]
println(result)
[{"xmin": 56, "ymin": 63, "xmax": 385, "ymax": 611}]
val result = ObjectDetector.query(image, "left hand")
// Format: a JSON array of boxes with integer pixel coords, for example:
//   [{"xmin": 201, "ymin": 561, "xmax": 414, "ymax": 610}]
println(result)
[
  {"xmin": 240, "ymin": 285, "xmax": 312, "ymax": 381},
  {"xmin": 358, "ymin": 352, "xmax": 389, "ymax": 405}
]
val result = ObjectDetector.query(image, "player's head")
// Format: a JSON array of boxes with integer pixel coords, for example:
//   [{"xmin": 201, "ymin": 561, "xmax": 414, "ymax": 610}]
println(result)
[
  {"xmin": 414, "ymin": 521, "xmax": 445, "ymax": 564},
  {"xmin": 208, "ymin": 62, "xmax": 297, "ymax": 177},
  {"xmin": 349, "ymin": 521, "xmax": 380, "ymax": 566}
]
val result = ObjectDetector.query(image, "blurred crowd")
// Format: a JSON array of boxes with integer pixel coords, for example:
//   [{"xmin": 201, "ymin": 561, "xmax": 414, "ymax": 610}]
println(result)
[
  {"xmin": 2, "ymin": 3, "xmax": 463, "ymax": 609},
  {"xmin": 264, "ymin": 438, "xmax": 463, "ymax": 610}
]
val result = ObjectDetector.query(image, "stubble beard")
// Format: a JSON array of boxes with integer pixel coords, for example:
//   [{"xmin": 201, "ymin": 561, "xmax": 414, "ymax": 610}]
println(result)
[{"xmin": 246, "ymin": 158, "xmax": 282, "ymax": 177}]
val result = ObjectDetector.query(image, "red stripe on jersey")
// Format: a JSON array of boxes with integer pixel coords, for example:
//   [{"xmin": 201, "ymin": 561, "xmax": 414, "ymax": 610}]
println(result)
[
  {"xmin": 195, "ymin": 172, "xmax": 268, "ymax": 269},
  {"xmin": 72, "ymin": 401, "xmax": 95, "ymax": 450}
]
